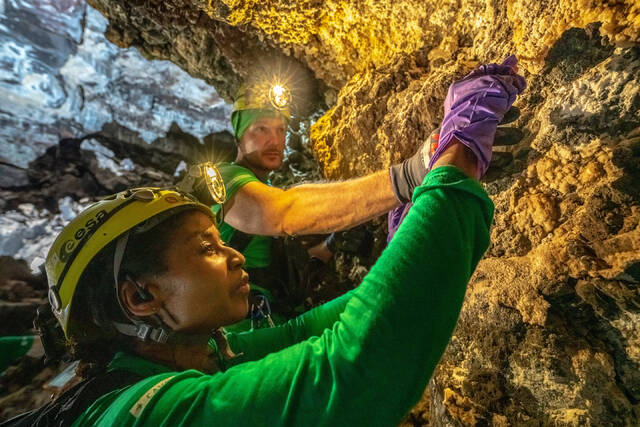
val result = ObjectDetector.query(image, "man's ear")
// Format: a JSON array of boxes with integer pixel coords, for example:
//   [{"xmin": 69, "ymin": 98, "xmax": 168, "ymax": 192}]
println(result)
[{"xmin": 119, "ymin": 280, "xmax": 159, "ymax": 317}]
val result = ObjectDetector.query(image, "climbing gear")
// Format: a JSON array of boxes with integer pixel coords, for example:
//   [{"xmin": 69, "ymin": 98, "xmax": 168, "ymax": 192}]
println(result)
[
  {"xmin": 176, "ymin": 162, "xmax": 227, "ymax": 211},
  {"xmin": 175, "ymin": 162, "xmax": 226, "ymax": 205},
  {"xmin": 268, "ymin": 84, "xmax": 291, "ymax": 110},
  {"xmin": 249, "ymin": 293, "xmax": 276, "ymax": 329},
  {"xmin": 45, "ymin": 187, "xmax": 219, "ymax": 340},
  {"xmin": 233, "ymin": 84, "xmax": 291, "ymax": 116},
  {"xmin": 225, "ymin": 229, "xmax": 325, "ymax": 321},
  {"xmin": 325, "ymin": 228, "xmax": 371, "ymax": 255}
]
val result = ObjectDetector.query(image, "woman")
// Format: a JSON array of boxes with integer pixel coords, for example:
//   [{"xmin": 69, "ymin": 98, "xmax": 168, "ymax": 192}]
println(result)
[{"xmin": 18, "ymin": 58, "xmax": 524, "ymax": 426}]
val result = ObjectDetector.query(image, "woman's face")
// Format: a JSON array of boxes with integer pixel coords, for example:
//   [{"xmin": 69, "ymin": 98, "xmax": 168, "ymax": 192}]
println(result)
[{"xmin": 154, "ymin": 211, "xmax": 249, "ymax": 332}]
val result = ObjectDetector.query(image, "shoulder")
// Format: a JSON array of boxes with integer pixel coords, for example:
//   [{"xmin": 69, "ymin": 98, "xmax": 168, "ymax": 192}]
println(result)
[
  {"xmin": 216, "ymin": 162, "xmax": 263, "ymax": 200},
  {"xmin": 216, "ymin": 162, "xmax": 256, "ymax": 181}
]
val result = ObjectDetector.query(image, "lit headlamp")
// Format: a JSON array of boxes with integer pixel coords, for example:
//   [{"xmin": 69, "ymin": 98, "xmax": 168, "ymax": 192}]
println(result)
[
  {"xmin": 268, "ymin": 84, "xmax": 291, "ymax": 110},
  {"xmin": 176, "ymin": 162, "xmax": 226, "ymax": 205}
]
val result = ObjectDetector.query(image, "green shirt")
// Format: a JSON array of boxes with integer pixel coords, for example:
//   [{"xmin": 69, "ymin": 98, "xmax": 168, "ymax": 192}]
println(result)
[
  {"xmin": 73, "ymin": 166, "xmax": 494, "ymax": 426},
  {"xmin": 213, "ymin": 162, "xmax": 271, "ymax": 269}
]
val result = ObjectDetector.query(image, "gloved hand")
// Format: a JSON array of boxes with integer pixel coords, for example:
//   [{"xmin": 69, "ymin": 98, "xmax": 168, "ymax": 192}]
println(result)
[
  {"xmin": 428, "ymin": 55, "xmax": 526, "ymax": 178},
  {"xmin": 389, "ymin": 57, "xmax": 525, "ymax": 202}
]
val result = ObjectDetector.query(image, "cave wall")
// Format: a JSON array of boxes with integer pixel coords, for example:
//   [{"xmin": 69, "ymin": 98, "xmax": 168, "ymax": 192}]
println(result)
[{"xmin": 57, "ymin": 0, "xmax": 640, "ymax": 424}]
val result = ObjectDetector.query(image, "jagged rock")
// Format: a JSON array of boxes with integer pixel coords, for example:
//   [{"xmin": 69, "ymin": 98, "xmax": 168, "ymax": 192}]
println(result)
[
  {"xmin": 0, "ymin": 256, "xmax": 46, "ymax": 304},
  {"xmin": 0, "ymin": 256, "xmax": 44, "ymax": 287},
  {"xmin": 422, "ymin": 36, "xmax": 640, "ymax": 424},
  {"xmin": 0, "ymin": 362, "xmax": 61, "ymax": 422},
  {"xmin": 0, "ymin": 301, "xmax": 44, "ymax": 335},
  {"xmin": 85, "ymin": 0, "xmax": 326, "ymax": 112},
  {"xmin": 86, "ymin": 0, "xmax": 638, "ymax": 100}
]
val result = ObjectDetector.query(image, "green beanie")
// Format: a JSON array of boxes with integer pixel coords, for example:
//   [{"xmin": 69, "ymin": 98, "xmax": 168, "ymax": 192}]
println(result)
[{"xmin": 231, "ymin": 109, "xmax": 283, "ymax": 141}]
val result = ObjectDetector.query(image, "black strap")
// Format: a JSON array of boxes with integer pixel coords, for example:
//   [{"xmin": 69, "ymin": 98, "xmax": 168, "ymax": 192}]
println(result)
[{"xmin": 1, "ymin": 369, "xmax": 142, "ymax": 427}]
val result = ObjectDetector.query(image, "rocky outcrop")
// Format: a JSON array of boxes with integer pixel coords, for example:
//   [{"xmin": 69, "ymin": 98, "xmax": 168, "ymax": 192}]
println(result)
[
  {"xmin": 85, "ymin": 0, "xmax": 638, "ymax": 100},
  {"xmin": 3, "ymin": 0, "xmax": 640, "ymax": 424}
]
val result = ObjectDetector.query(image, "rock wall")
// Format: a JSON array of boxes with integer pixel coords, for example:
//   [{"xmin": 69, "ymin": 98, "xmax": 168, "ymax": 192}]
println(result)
[{"xmin": 13, "ymin": 0, "xmax": 640, "ymax": 424}]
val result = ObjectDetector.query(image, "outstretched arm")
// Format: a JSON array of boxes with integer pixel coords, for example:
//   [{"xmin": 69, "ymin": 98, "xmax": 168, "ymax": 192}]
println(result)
[
  {"xmin": 224, "ymin": 169, "xmax": 399, "ymax": 236},
  {"xmin": 210, "ymin": 164, "xmax": 492, "ymax": 427}
]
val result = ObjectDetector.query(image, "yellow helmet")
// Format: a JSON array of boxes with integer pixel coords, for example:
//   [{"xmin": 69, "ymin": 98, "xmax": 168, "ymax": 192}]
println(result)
[{"xmin": 45, "ymin": 188, "xmax": 217, "ymax": 338}]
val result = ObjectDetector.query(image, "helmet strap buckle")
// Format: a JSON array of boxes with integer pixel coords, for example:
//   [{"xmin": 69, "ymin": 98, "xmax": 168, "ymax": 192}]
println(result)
[
  {"xmin": 112, "ymin": 321, "xmax": 170, "ymax": 344},
  {"xmin": 136, "ymin": 323, "xmax": 152, "ymax": 340},
  {"xmin": 112, "ymin": 232, "xmax": 171, "ymax": 344}
]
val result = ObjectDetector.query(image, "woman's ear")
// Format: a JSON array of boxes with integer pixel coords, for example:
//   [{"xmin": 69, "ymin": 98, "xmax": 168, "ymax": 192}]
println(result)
[{"xmin": 119, "ymin": 280, "xmax": 159, "ymax": 317}]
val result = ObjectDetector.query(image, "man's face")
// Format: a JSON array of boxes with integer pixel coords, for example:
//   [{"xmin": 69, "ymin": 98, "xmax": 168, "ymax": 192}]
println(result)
[{"xmin": 237, "ymin": 115, "xmax": 287, "ymax": 173}]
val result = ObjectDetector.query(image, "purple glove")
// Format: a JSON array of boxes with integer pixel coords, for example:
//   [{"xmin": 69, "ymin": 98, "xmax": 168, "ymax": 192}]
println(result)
[{"xmin": 428, "ymin": 55, "xmax": 527, "ymax": 178}]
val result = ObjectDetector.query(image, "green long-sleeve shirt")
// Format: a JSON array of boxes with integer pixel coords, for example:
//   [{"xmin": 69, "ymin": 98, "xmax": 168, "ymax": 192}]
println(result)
[{"xmin": 72, "ymin": 166, "xmax": 494, "ymax": 426}]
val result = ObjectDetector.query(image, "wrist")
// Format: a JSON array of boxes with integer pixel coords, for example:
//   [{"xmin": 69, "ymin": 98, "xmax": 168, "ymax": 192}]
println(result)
[
  {"xmin": 389, "ymin": 152, "xmax": 427, "ymax": 204},
  {"xmin": 430, "ymin": 138, "xmax": 478, "ymax": 178}
]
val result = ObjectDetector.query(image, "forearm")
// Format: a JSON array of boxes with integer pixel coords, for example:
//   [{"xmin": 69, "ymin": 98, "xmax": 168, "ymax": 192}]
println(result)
[
  {"xmin": 226, "ymin": 170, "xmax": 399, "ymax": 236},
  {"xmin": 275, "ymin": 170, "xmax": 398, "ymax": 235},
  {"xmin": 277, "ymin": 140, "xmax": 476, "ymax": 235},
  {"xmin": 431, "ymin": 137, "xmax": 478, "ymax": 178}
]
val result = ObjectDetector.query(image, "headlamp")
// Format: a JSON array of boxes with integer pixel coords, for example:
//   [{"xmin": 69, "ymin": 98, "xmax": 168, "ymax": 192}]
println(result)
[
  {"xmin": 268, "ymin": 84, "xmax": 290, "ymax": 110},
  {"xmin": 202, "ymin": 163, "xmax": 226, "ymax": 204},
  {"xmin": 176, "ymin": 162, "xmax": 226, "ymax": 205}
]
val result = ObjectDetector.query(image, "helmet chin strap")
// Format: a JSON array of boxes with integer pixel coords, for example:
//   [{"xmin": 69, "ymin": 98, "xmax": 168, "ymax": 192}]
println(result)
[{"xmin": 112, "ymin": 232, "xmax": 172, "ymax": 344}]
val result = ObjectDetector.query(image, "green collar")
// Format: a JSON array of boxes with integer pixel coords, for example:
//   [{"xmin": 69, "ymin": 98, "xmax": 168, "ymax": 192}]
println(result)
[{"xmin": 231, "ymin": 161, "xmax": 271, "ymax": 185}]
